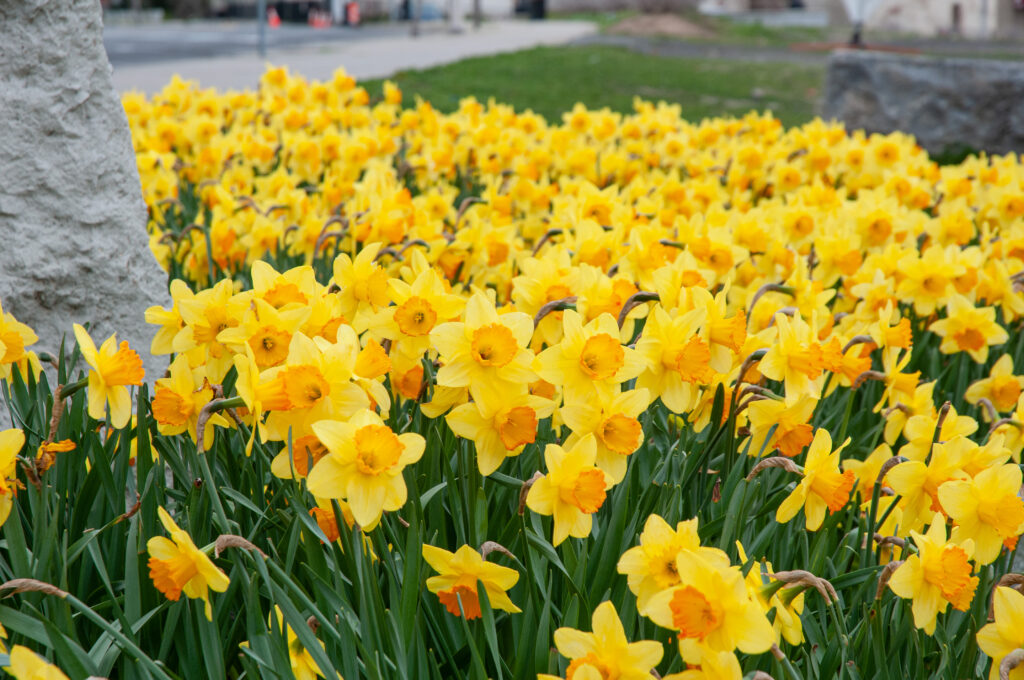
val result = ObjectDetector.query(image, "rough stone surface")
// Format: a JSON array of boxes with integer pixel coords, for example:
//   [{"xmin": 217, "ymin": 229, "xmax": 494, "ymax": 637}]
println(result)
[
  {"xmin": 822, "ymin": 49, "xmax": 1024, "ymax": 156},
  {"xmin": 0, "ymin": 0, "xmax": 167, "ymax": 381}
]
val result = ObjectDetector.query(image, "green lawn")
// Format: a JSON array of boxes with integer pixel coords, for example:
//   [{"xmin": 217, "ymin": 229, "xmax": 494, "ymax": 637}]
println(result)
[{"xmin": 364, "ymin": 45, "xmax": 824, "ymax": 127}]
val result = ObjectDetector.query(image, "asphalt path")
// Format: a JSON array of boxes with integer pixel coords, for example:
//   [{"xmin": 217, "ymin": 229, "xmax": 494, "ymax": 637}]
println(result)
[{"xmin": 102, "ymin": 21, "xmax": 406, "ymax": 66}]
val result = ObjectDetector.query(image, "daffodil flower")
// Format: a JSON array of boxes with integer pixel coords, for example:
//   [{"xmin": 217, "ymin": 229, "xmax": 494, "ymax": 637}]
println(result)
[
  {"xmin": 72, "ymin": 323, "xmax": 145, "ymax": 429},
  {"xmin": 422, "ymin": 544, "xmax": 520, "ymax": 619},
  {"xmin": 147, "ymin": 507, "xmax": 230, "ymax": 620}
]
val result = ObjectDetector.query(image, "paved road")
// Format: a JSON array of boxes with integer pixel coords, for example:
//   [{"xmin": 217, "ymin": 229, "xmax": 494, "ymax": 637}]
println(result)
[
  {"xmin": 108, "ymin": 18, "xmax": 597, "ymax": 92},
  {"xmin": 103, "ymin": 21, "xmax": 404, "ymax": 66}
]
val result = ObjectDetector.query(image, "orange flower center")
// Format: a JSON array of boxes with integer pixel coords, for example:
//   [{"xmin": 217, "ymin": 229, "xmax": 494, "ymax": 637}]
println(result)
[
  {"xmin": 578, "ymin": 334, "xmax": 625, "ymax": 380},
  {"xmin": 310, "ymin": 507, "xmax": 341, "ymax": 543},
  {"xmin": 437, "ymin": 584, "xmax": 482, "ymax": 619},
  {"xmin": 921, "ymin": 275, "xmax": 947, "ymax": 296},
  {"xmin": 471, "ymin": 324, "xmax": 518, "ymax": 367},
  {"xmin": 952, "ymin": 328, "xmax": 986, "ymax": 352},
  {"xmin": 394, "ymin": 296, "xmax": 438, "ymax": 337},
  {"xmin": 529, "ymin": 379, "xmax": 557, "ymax": 400},
  {"xmin": 989, "ymin": 377, "xmax": 1022, "ymax": 412},
  {"xmin": 866, "ymin": 218, "xmax": 892, "ymax": 244},
  {"xmin": 263, "ymin": 281, "xmax": 307, "ymax": 308},
  {"xmin": 566, "ymin": 655, "xmax": 612, "ymax": 680},
  {"xmin": 353, "ymin": 424, "xmax": 403, "ymax": 475},
  {"xmin": 152, "ymin": 386, "xmax": 193, "ymax": 427},
  {"xmin": 923, "ymin": 546, "xmax": 978, "ymax": 609},
  {"xmin": 282, "ymin": 365, "xmax": 330, "ymax": 409},
  {"xmin": 249, "ymin": 327, "xmax": 291, "ymax": 367},
  {"xmin": 148, "ymin": 552, "xmax": 199, "ymax": 601},
  {"xmin": 496, "ymin": 406, "xmax": 538, "ymax": 450},
  {"xmin": 98, "ymin": 342, "xmax": 145, "ymax": 387},
  {"xmin": 666, "ymin": 336, "xmax": 713, "ymax": 383},
  {"xmin": 786, "ymin": 343, "xmax": 824, "ymax": 380},
  {"xmin": 290, "ymin": 435, "xmax": 329, "ymax": 477},
  {"xmin": 255, "ymin": 374, "xmax": 293, "ymax": 412},
  {"xmin": 884, "ymin": 318, "xmax": 913, "ymax": 349},
  {"xmin": 776, "ymin": 422, "xmax": 814, "ymax": 458},
  {"xmin": 486, "ymin": 241, "xmax": 509, "ymax": 267},
  {"xmin": 396, "ymin": 365, "xmax": 425, "ymax": 400},
  {"xmin": 355, "ymin": 339, "xmax": 391, "ymax": 379},
  {"xmin": 809, "ymin": 469, "xmax": 855, "ymax": 513},
  {"xmin": 978, "ymin": 494, "xmax": 1024, "ymax": 537},
  {"xmin": 710, "ymin": 312, "xmax": 747, "ymax": 352},
  {"xmin": 598, "ymin": 413, "xmax": 643, "ymax": 455},
  {"xmin": 670, "ymin": 585, "xmax": 722, "ymax": 641},
  {"xmin": 561, "ymin": 469, "xmax": 607, "ymax": 513},
  {"xmin": 545, "ymin": 284, "xmax": 573, "ymax": 303}
]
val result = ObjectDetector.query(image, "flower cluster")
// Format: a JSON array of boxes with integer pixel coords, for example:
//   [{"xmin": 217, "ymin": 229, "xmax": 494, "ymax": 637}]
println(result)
[{"xmin": 2, "ymin": 65, "xmax": 1024, "ymax": 678}]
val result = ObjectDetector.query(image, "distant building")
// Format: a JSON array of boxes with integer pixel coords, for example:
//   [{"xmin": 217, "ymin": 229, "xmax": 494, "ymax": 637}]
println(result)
[
  {"xmin": 856, "ymin": 0, "xmax": 1024, "ymax": 38},
  {"xmin": 701, "ymin": 0, "xmax": 1024, "ymax": 37}
]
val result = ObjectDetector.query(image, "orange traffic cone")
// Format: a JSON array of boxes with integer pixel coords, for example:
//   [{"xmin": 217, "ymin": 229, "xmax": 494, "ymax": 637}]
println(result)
[{"xmin": 267, "ymin": 6, "xmax": 281, "ymax": 28}]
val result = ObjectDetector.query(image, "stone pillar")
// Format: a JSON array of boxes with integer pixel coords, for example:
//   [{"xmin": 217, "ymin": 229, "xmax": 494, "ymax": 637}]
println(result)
[{"xmin": 0, "ymin": 0, "xmax": 167, "ymax": 380}]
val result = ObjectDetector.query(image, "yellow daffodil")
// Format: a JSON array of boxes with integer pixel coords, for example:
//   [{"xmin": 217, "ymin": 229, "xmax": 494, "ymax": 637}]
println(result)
[
  {"xmin": 540, "ymin": 601, "xmax": 663, "ymax": 680},
  {"xmin": 446, "ymin": 391, "xmax": 555, "ymax": 475},
  {"xmin": 634, "ymin": 304, "xmax": 713, "ymax": 414},
  {"xmin": 0, "ymin": 428, "xmax": 24, "ymax": 529},
  {"xmin": 776, "ymin": 428, "xmax": 854, "ymax": 531},
  {"xmin": 307, "ymin": 410, "xmax": 425, "ymax": 529},
  {"xmin": 977, "ymin": 587, "xmax": 1024, "ymax": 680},
  {"xmin": 887, "ymin": 512, "xmax": 978, "ymax": 634},
  {"xmin": 3, "ymin": 645, "xmax": 69, "ymax": 680},
  {"xmin": 216, "ymin": 298, "xmax": 311, "ymax": 370},
  {"xmin": 745, "ymin": 395, "xmax": 817, "ymax": 458},
  {"xmin": 965, "ymin": 354, "xmax": 1024, "ymax": 415},
  {"xmin": 758, "ymin": 312, "xmax": 827, "ymax": 404},
  {"xmin": 928, "ymin": 295, "xmax": 1008, "ymax": 363},
  {"xmin": 938, "ymin": 463, "xmax": 1024, "ymax": 565},
  {"xmin": 559, "ymin": 387, "xmax": 648, "ymax": 483},
  {"xmin": 0, "ymin": 300, "xmax": 38, "ymax": 381},
  {"xmin": 526, "ymin": 434, "xmax": 612, "ymax": 546},
  {"xmin": 269, "ymin": 605, "xmax": 334, "ymax": 680},
  {"xmin": 661, "ymin": 648, "xmax": 742, "ymax": 680},
  {"xmin": 897, "ymin": 405, "xmax": 977, "ymax": 462},
  {"xmin": 887, "ymin": 439, "xmax": 970, "ymax": 534},
  {"xmin": 645, "ymin": 551, "xmax": 774, "ymax": 659},
  {"xmin": 617, "ymin": 514, "xmax": 729, "ymax": 615},
  {"xmin": 151, "ymin": 354, "xmax": 229, "ymax": 449},
  {"xmin": 422, "ymin": 544, "xmax": 520, "ymax": 619},
  {"xmin": 72, "ymin": 323, "xmax": 145, "ymax": 429},
  {"xmin": 260, "ymin": 330, "xmax": 370, "ymax": 441},
  {"xmin": 331, "ymin": 242, "xmax": 392, "ymax": 332},
  {"xmin": 173, "ymin": 279, "xmax": 244, "ymax": 382},
  {"xmin": 147, "ymin": 506, "xmax": 230, "ymax": 620},
  {"xmin": 534, "ymin": 310, "xmax": 646, "ymax": 403},
  {"xmin": 370, "ymin": 266, "xmax": 465, "ymax": 357},
  {"xmin": 430, "ymin": 292, "xmax": 535, "ymax": 414}
]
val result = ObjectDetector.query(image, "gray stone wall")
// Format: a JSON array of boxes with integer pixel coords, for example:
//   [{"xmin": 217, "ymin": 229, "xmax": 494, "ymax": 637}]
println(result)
[
  {"xmin": 0, "ymin": 0, "xmax": 168, "ymax": 380},
  {"xmin": 822, "ymin": 49, "xmax": 1024, "ymax": 156}
]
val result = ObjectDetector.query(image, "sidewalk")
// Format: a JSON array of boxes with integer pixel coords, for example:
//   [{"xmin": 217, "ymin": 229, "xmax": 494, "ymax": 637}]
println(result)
[{"xmin": 111, "ymin": 19, "xmax": 596, "ymax": 93}]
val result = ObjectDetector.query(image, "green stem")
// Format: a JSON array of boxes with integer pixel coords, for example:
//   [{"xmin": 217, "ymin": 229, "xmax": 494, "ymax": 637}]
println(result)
[
  {"xmin": 64, "ymin": 594, "xmax": 175, "ymax": 680},
  {"xmin": 196, "ymin": 447, "xmax": 231, "ymax": 533}
]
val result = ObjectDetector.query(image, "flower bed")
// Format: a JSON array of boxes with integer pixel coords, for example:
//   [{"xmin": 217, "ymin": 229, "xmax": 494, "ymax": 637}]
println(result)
[{"xmin": 2, "ymin": 66, "xmax": 1024, "ymax": 679}]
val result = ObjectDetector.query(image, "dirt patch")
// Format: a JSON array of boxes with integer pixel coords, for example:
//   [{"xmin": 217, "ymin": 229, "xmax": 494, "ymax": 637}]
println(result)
[{"xmin": 607, "ymin": 13, "xmax": 715, "ymax": 39}]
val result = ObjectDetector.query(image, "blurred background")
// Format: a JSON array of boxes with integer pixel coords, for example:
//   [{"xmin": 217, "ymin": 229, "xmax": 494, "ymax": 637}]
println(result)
[{"xmin": 102, "ymin": 0, "xmax": 1024, "ymax": 158}]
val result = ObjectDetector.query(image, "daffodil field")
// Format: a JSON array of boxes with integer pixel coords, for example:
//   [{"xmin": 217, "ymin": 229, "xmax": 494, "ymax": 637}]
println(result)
[{"xmin": 4, "ymin": 65, "xmax": 1024, "ymax": 679}]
